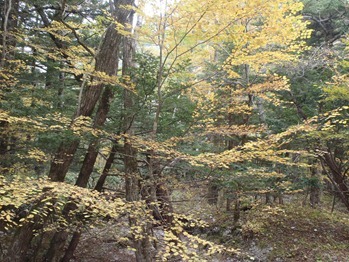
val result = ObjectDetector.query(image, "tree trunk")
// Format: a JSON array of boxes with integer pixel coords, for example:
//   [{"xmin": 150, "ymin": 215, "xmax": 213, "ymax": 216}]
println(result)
[
  {"xmin": 265, "ymin": 192, "xmax": 272, "ymax": 204},
  {"xmin": 75, "ymin": 86, "xmax": 115, "ymax": 187},
  {"xmin": 0, "ymin": 0, "xmax": 18, "ymax": 66},
  {"xmin": 278, "ymin": 192, "xmax": 284, "ymax": 205},
  {"xmin": 44, "ymin": 202, "xmax": 77, "ymax": 262},
  {"xmin": 44, "ymin": 230, "xmax": 69, "ymax": 262},
  {"xmin": 61, "ymin": 231, "xmax": 81, "ymax": 262},
  {"xmin": 208, "ymin": 180, "xmax": 219, "ymax": 205},
  {"xmin": 0, "ymin": 0, "xmax": 19, "ymax": 172},
  {"xmin": 49, "ymin": 3, "xmax": 137, "ymax": 261},
  {"xmin": 233, "ymin": 193, "xmax": 240, "ymax": 223},
  {"xmin": 94, "ymin": 143, "xmax": 118, "ymax": 192},
  {"xmin": 7, "ymin": 223, "xmax": 35, "ymax": 262},
  {"xmin": 309, "ymin": 159, "xmax": 321, "ymax": 207},
  {"xmin": 225, "ymin": 194, "xmax": 233, "ymax": 212},
  {"xmin": 121, "ymin": 23, "xmax": 154, "ymax": 262},
  {"xmin": 320, "ymin": 152, "xmax": 349, "ymax": 211},
  {"xmin": 49, "ymin": 0, "xmax": 133, "ymax": 181}
]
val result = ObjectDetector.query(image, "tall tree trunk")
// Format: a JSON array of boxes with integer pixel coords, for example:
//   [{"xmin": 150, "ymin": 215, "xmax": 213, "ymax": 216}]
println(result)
[
  {"xmin": 45, "ymin": 3, "xmax": 135, "ymax": 262},
  {"xmin": 0, "ymin": 0, "xmax": 18, "ymax": 172},
  {"xmin": 49, "ymin": 0, "xmax": 134, "ymax": 182},
  {"xmin": 121, "ymin": 20, "xmax": 154, "ymax": 262}
]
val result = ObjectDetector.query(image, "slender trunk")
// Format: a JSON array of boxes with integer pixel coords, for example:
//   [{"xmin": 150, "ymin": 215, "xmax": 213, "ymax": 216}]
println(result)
[
  {"xmin": 1, "ymin": 0, "xmax": 18, "ymax": 66},
  {"xmin": 121, "ymin": 20, "xmax": 154, "ymax": 261},
  {"xmin": 0, "ymin": 0, "xmax": 18, "ymax": 171},
  {"xmin": 309, "ymin": 160, "xmax": 321, "ymax": 207},
  {"xmin": 144, "ymin": 0, "xmax": 174, "ymax": 225},
  {"xmin": 61, "ymin": 231, "xmax": 81, "ymax": 262},
  {"xmin": 207, "ymin": 181, "xmax": 219, "ymax": 205},
  {"xmin": 226, "ymin": 195, "xmax": 233, "ymax": 211},
  {"xmin": 278, "ymin": 192, "xmax": 284, "ymax": 205},
  {"xmin": 0, "ymin": 120, "xmax": 9, "ymax": 171},
  {"xmin": 233, "ymin": 193, "xmax": 240, "ymax": 223},
  {"xmin": 94, "ymin": 143, "xmax": 118, "ymax": 192},
  {"xmin": 57, "ymin": 69, "xmax": 65, "ymax": 109},
  {"xmin": 265, "ymin": 192, "xmax": 272, "ymax": 204}
]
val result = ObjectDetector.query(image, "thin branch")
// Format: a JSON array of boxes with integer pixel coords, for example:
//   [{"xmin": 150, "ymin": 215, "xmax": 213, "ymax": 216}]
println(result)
[{"xmin": 60, "ymin": 20, "xmax": 95, "ymax": 56}]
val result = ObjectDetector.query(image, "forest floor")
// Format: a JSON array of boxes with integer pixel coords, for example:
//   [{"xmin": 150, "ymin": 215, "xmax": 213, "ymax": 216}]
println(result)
[
  {"xmin": 73, "ymin": 194, "xmax": 349, "ymax": 261},
  {"xmin": 200, "ymin": 194, "xmax": 349, "ymax": 262}
]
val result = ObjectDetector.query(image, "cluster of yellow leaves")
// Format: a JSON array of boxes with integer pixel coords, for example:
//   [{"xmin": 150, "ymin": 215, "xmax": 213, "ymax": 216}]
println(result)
[
  {"xmin": 201, "ymin": 124, "xmax": 266, "ymax": 138},
  {"xmin": 223, "ymin": 0, "xmax": 311, "ymax": 73},
  {"xmin": 323, "ymin": 74, "xmax": 349, "ymax": 102},
  {"xmin": 192, "ymin": 122, "xmax": 316, "ymax": 168},
  {"xmin": 159, "ymin": 222, "xmax": 240, "ymax": 262},
  {"xmin": 0, "ymin": 175, "xmax": 247, "ymax": 260},
  {"xmin": 0, "ymin": 175, "xmax": 130, "ymax": 231}
]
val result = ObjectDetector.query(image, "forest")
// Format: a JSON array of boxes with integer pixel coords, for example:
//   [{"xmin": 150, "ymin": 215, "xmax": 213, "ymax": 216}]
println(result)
[{"xmin": 0, "ymin": 0, "xmax": 349, "ymax": 261}]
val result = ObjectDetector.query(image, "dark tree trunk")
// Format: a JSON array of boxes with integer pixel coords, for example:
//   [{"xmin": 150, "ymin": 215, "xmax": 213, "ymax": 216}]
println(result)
[
  {"xmin": 75, "ymin": 86, "xmax": 115, "ymax": 187},
  {"xmin": 49, "ymin": 140, "xmax": 80, "ymax": 182},
  {"xmin": 207, "ymin": 180, "xmax": 219, "ymax": 205},
  {"xmin": 7, "ymin": 223, "xmax": 35, "ymax": 262},
  {"xmin": 0, "ymin": 120, "xmax": 9, "ymax": 171},
  {"xmin": 121, "ymin": 20, "xmax": 154, "ymax": 262},
  {"xmin": 49, "ymin": 0, "xmax": 132, "ymax": 181},
  {"xmin": 278, "ymin": 192, "xmax": 284, "ymax": 205},
  {"xmin": 94, "ymin": 143, "xmax": 118, "ymax": 192},
  {"xmin": 233, "ymin": 193, "xmax": 240, "ymax": 223},
  {"xmin": 44, "ymin": 202, "xmax": 76, "ymax": 262},
  {"xmin": 0, "ymin": 0, "xmax": 19, "ymax": 171},
  {"xmin": 226, "ymin": 195, "xmax": 233, "ymax": 211},
  {"xmin": 265, "ymin": 192, "xmax": 272, "ymax": 204},
  {"xmin": 61, "ymin": 231, "xmax": 81, "ymax": 262},
  {"xmin": 44, "ymin": 231, "xmax": 69, "ymax": 262},
  {"xmin": 320, "ymin": 151, "xmax": 349, "ymax": 211},
  {"xmin": 47, "ymin": 3, "xmax": 136, "ymax": 261},
  {"xmin": 309, "ymin": 160, "xmax": 321, "ymax": 207}
]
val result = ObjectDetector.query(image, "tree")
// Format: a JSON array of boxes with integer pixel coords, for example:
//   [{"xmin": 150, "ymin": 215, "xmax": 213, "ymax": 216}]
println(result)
[{"xmin": 49, "ymin": 0, "xmax": 135, "ymax": 182}]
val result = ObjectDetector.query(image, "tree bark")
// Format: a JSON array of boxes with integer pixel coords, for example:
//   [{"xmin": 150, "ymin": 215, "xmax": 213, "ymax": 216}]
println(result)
[
  {"xmin": 6, "ymin": 223, "xmax": 35, "ymax": 262},
  {"xmin": 0, "ymin": 0, "xmax": 18, "ymax": 172},
  {"xmin": 61, "ymin": 231, "xmax": 81, "ymax": 262},
  {"xmin": 320, "ymin": 151, "xmax": 349, "ymax": 211},
  {"xmin": 75, "ymin": 85, "xmax": 115, "ymax": 187},
  {"xmin": 309, "ymin": 159, "xmax": 321, "ymax": 207},
  {"xmin": 0, "ymin": 0, "xmax": 18, "ymax": 66},
  {"xmin": 49, "ymin": 0, "xmax": 134, "ymax": 182},
  {"xmin": 121, "ymin": 21, "xmax": 154, "ymax": 262},
  {"xmin": 208, "ymin": 180, "xmax": 219, "ymax": 205},
  {"xmin": 94, "ymin": 143, "xmax": 118, "ymax": 192}
]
